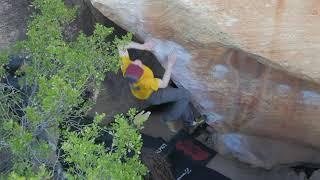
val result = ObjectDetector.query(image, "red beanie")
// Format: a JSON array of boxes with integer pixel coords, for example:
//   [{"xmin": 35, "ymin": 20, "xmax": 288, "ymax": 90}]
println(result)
[{"xmin": 125, "ymin": 63, "xmax": 144, "ymax": 83}]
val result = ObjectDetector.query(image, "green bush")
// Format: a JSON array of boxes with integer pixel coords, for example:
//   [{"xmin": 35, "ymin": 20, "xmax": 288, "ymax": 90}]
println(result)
[{"xmin": 0, "ymin": 0, "xmax": 147, "ymax": 179}]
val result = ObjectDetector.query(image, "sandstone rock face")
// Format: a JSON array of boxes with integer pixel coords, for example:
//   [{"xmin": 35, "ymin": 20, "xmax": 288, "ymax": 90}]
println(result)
[
  {"xmin": 91, "ymin": 0, "xmax": 320, "ymax": 166},
  {"xmin": 91, "ymin": 0, "xmax": 320, "ymax": 83},
  {"xmin": 212, "ymin": 133, "xmax": 320, "ymax": 169}
]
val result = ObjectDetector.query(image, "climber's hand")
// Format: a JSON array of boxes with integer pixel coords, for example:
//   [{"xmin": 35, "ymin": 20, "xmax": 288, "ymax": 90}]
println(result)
[
  {"xmin": 168, "ymin": 52, "xmax": 177, "ymax": 68},
  {"xmin": 144, "ymin": 38, "xmax": 156, "ymax": 51},
  {"xmin": 134, "ymin": 110, "xmax": 151, "ymax": 129}
]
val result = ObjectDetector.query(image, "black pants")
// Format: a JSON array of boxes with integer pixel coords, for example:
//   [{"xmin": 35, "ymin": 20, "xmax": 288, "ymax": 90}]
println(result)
[{"xmin": 146, "ymin": 88, "xmax": 194, "ymax": 123}]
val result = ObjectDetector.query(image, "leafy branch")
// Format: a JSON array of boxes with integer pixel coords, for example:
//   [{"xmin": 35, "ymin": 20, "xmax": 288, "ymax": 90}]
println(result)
[{"xmin": 0, "ymin": 0, "xmax": 148, "ymax": 179}]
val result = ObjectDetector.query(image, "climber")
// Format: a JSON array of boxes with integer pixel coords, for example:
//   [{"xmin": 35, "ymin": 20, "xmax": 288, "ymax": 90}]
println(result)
[{"xmin": 118, "ymin": 39, "xmax": 203, "ymax": 132}]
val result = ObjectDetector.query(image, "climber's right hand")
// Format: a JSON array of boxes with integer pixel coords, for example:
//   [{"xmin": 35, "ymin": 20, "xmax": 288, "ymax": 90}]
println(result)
[
  {"xmin": 168, "ymin": 52, "xmax": 177, "ymax": 68},
  {"xmin": 144, "ymin": 38, "xmax": 156, "ymax": 51}
]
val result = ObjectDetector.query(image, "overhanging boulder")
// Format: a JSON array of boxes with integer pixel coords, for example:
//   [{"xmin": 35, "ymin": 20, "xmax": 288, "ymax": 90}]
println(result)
[
  {"xmin": 91, "ymin": 0, "xmax": 320, "ymax": 84},
  {"xmin": 90, "ymin": 0, "xmax": 320, "ymax": 167}
]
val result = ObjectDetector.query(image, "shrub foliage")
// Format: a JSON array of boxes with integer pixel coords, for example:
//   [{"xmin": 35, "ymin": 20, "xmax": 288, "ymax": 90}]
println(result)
[{"xmin": 0, "ymin": 0, "xmax": 148, "ymax": 179}]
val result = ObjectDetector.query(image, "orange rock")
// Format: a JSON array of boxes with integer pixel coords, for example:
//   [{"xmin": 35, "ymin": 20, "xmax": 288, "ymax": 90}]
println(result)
[
  {"xmin": 91, "ymin": 0, "xmax": 320, "ymax": 83},
  {"xmin": 90, "ymin": 0, "xmax": 320, "ymax": 151}
]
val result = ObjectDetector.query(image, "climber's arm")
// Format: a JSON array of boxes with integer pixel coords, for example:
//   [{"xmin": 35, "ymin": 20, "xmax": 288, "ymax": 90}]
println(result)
[
  {"xmin": 158, "ymin": 67, "xmax": 173, "ymax": 89},
  {"xmin": 158, "ymin": 52, "xmax": 176, "ymax": 89},
  {"xmin": 125, "ymin": 39, "xmax": 155, "ymax": 51},
  {"xmin": 118, "ymin": 39, "xmax": 155, "ymax": 60},
  {"xmin": 126, "ymin": 41, "xmax": 148, "ymax": 50}
]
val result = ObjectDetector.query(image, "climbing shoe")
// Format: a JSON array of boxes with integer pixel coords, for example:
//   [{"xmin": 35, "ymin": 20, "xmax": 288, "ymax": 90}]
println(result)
[
  {"xmin": 165, "ymin": 121, "xmax": 178, "ymax": 133},
  {"xmin": 189, "ymin": 116, "xmax": 205, "ymax": 127}
]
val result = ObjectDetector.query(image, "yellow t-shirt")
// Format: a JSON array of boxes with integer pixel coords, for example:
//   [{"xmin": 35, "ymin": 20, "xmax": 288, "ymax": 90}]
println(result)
[{"xmin": 121, "ymin": 55, "xmax": 160, "ymax": 100}]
